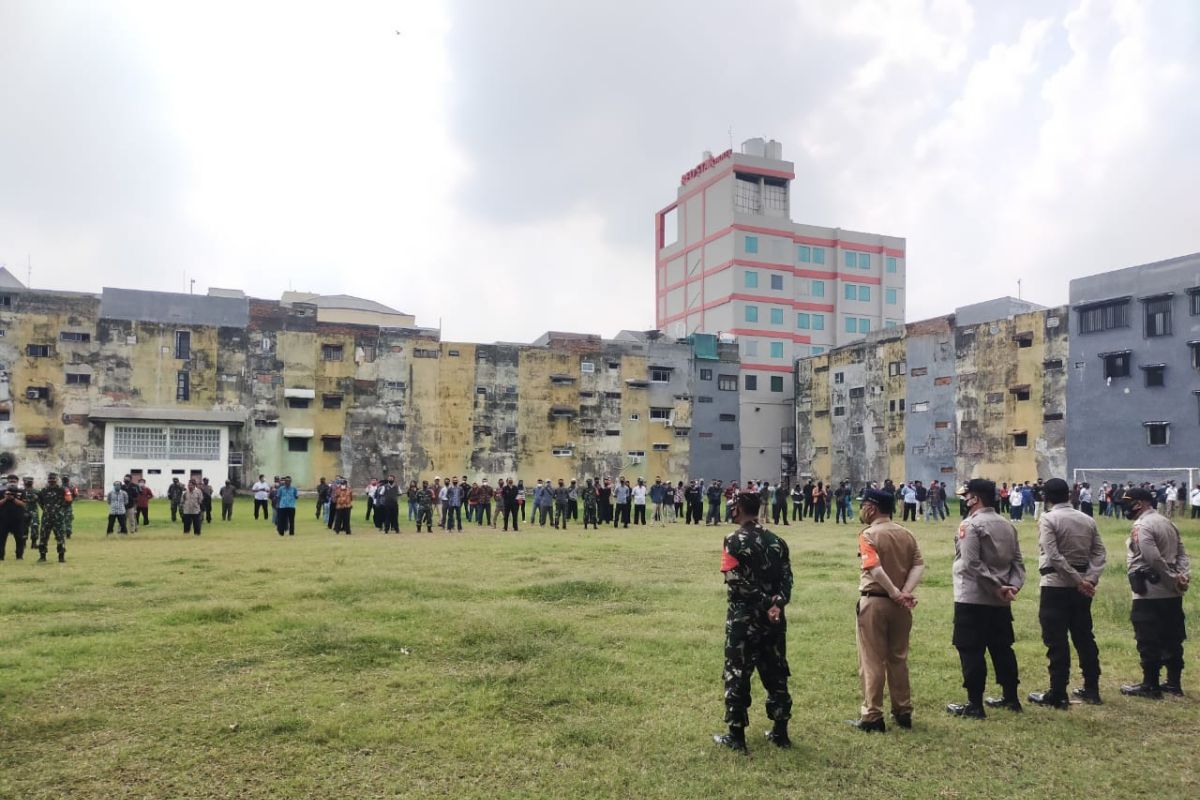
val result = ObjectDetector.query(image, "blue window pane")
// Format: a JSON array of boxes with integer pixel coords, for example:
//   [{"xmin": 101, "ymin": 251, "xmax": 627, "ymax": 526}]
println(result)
[
  {"xmin": 770, "ymin": 341, "xmax": 784, "ymax": 358},
  {"xmin": 859, "ymin": 286, "xmax": 870, "ymax": 302},
  {"xmin": 745, "ymin": 306, "xmax": 758, "ymax": 323},
  {"xmin": 812, "ymin": 314, "xmax": 825, "ymax": 331},
  {"xmin": 811, "ymin": 346, "xmax": 825, "ymax": 355},
  {"xmin": 811, "ymin": 280, "xmax": 825, "ymax": 298},
  {"xmin": 844, "ymin": 284, "xmax": 856, "ymax": 301},
  {"xmin": 887, "ymin": 256, "xmax": 897, "ymax": 273},
  {"xmin": 770, "ymin": 274, "xmax": 783, "ymax": 290},
  {"xmin": 845, "ymin": 317, "xmax": 857, "ymax": 333},
  {"xmin": 844, "ymin": 251, "xmax": 855, "ymax": 268},
  {"xmin": 859, "ymin": 318, "xmax": 871, "ymax": 333},
  {"xmin": 798, "ymin": 245, "xmax": 811, "ymax": 263},
  {"xmin": 859, "ymin": 253, "xmax": 870, "ymax": 269},
  {"xmin": 797, "ymin": 313, "xmax": 810, "ymax": 330},
  {"xmin": 885, "ymin": 319, "xmax": 898, "ymax": 329},
  {"xmin": 770, "ymin": 308, "xmax": 784, "ymax": 325},
  {"xmin": 886, "ymin": 288, "xmax": 897, "ymax": 304},
  {"xmin": 745, "ymin": 236, "xmax": 758, "ymax": 254},
  {"xmin": 744, "ymin": 271, "xmax": 758, "ymax": 289},
  {"xmin": 813, "ymin": 247, "xmax": 825, "ymax": 265}
]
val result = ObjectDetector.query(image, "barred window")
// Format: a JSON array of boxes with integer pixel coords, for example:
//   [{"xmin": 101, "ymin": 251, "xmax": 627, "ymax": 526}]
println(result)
[
  {"xmin": 1077, "ymin": 299, "xmax": 1129, "ymax": 334},
  {"xmin": 113, "ymin": 426, "xmax": 168, "ymax": 459},
  {"xmin": 170, "ymin": 427, "xmax": 221, "ymax": 460}
]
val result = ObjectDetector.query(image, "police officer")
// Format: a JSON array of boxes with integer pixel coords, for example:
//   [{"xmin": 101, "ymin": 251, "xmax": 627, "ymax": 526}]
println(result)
[
  {"xmin": 581, "ymin": 478, "xmax": 599, "ymax": 530},
  {"xmin": 946, "ymin": 479, "xmax": 1026, "ymax": 718},
  {"xmin": 1028, "ymin": 477, "xmax": 1106, "ymax": 708},
  {"xmin": 1119, "ymin": 486, "xmax": 1190, "ymax": 698},
  {"xmin": 37, "ymin": 472, "xmax": 69, "ymax": 562},
  {"xmin": 714, "ymin": 491, "xmax": 793, "ymax": 752},
  {"xmin": 850, "ymin": 488, "xmax": 925, "ymax": 732}
]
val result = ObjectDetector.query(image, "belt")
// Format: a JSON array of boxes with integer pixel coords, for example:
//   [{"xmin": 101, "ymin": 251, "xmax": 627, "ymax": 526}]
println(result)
[{"xmin": 860, "ymin": 591, "xmax": 889, "ymax": 598}]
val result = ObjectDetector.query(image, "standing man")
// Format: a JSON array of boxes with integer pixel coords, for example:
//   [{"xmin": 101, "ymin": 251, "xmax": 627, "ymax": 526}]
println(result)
[
  {"xmin": 581, "ymin": 478, "xmax": 598, "ymax": 530},
  {"xmin": 36, "ymin": 473, "xmax": 69, "ymax": 563},
  {"xmin": 568, "ymin": 479, "xmax": 579, "ymax": 521},
  {"xmin": 501, "ymin": 478, "xmax": 520, "ymax": 532},
  {"xmin": 706, "ymin": 479, "xmax": 724, "ymax": 526},
  {"xmin": 200, "ymin": 478, "xmax": 214, "ymax": 523},
  {"xmin": 1120, "ymin": 487, "xmax": 1190, "ymax": 698},
  {"xmin": 275, "ymin": 476, "xmax": 298, "ymax": 536},
  {"xmin": 714, "ymin": 492, "xmax": 793, "ymax": 753},
  {"xmin": 219, "ymin": 480, "xmax": 236, "ymax": 521},
  {"xmin": 333, "ymin": 479, "xmax": 354, "ymax": 534},
  {"xmin": 0, "ymin": 475, "xmax": 28, "ymax": 558},
  {"xmin": 631, "ymin": 478, "xmax": 648, "ymax": 526},
  {"xmin": 135, "ymin": 479, "xmax": 154, "ymax": 527},
  {"xmin": 444, "ymin": 477, "xmax": 464, "ymax": 532},
  {"xmin": 414, "ymin": 480, "xmax": 435, "ymax": 533},
  {"xmin": 901, "ymin": 483, "xmax": 918, "ymax": 523},
  {"xmin": 613, "ymin": 478, "xmax": 631, "ymax": 529},
  {"xmin": 685, "ymin": 480, "xmax": 703, "ymax": 525},
  {"xmin": 251, "ymin": 475, "xmax": 270, "ymax": 521},
  {"xmin": 597, "ymin": 478, "xmax": 613, "ymax": 524},
  {"xmin": 315, "ymin": 477, "xmax": 330, "ymax": 520},
  {"xmin": 122, "ymin": 474, "xmax": 140, "ymax": 533},
  {"xmin": 378, "ymin": 476, "xmax": 401, "ymax": 533},
  {"xmin": 553, "ymin": 478, "xmax": 571, "ymax": 529},
  {"xmin": 181, "ymin": 479, "xmax": 204, "ymax": 535},
  {"xmin": 946, "ymin": 479, "xmax": 1027, "ymax": 718},
  {"xmin": 651, "ymin": 477, "xmax": 666, "ymax": 525},
  {"xmin": 1027, "ymin": 478, "xmax": 1106, "ymax": 708},
  {"xmin": 168, "ymin": 477, "xmax": 184, "ymax": 523},
  {"xmin": 850, "ymin": 488, "xmax": 925, "ymax": 732},
  {"xmin": 105, "ymin": 481, "xmax": 129, "ymax": 534}
]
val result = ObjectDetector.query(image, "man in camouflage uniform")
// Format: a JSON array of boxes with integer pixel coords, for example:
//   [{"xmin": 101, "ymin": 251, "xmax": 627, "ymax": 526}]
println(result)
[
  {"xmin": 61, "ymin": 476, "xmax": 76, "ymax": 538},
  {"xmin": 581, "ymin": 478, "xmax": 599, "ymax": 530},
  {"xmin": 37, "ymin": 472, "xmax": 69, "ymax": 562},
  {"xmin": 21, "ymin": 476, "xmax": 39, "ymax": 555},
  {"xmin": 714, "ymin": 491, "xmax": 793, "ymax": 753},
  {"xmin": 414, "ymin": 480, "xmax": 434, "ymax": 533}
]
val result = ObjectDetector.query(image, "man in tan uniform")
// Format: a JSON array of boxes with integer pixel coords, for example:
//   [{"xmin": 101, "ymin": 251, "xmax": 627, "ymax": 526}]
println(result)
[
  {"xmin": 1119, "ymin": 487, "xmax": 1190, "ymax": 698},
  {"xmin": 1028, "ymin": 478, "xmax": 1107, "ymax": 708},
  {"xmin": 850, "ymin": 488, "xmax": 925, "ymax": 732}
]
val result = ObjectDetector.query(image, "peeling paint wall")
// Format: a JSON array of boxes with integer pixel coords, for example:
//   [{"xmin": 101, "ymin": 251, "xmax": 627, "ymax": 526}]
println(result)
[{"xmin": 904, "ymin": 316, "xmax": 956, "ymax": 484}]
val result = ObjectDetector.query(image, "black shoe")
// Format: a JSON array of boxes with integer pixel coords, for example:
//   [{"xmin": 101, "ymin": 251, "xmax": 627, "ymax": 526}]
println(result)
[
  {"xmin": 37, "ymin": 553, "xmax": 46, "ymax": 562},
  {"xmin": 1071, "ymin": 687, "xmax": 1103, "ymax": 705},
  {"xmin": 712, "ymin": 733, "xmax": 747, "ymax": 753},
  {"xmin": 984, "ymin": 697, "xmax": 1023, "ymax": 712},
  {"xmin": 891, "ymin": 712, "xmax": 912, "ymax": 729},
  {"xmin": 58, "ymin": 552, "xmax": 65, "ymax": 563},
  {"xmin": 1027, "ymin": 691, "xmax": 1070, "ymax": 709},
  {"xmin": 1160, "ymin": 683, "xmax": 1184, "ymax": 697},
  {"xmin": 1119, "ymin": 683, "xmax": 1163, "ymax": 699},
  {"xmin": 765, "ymin": 729, "xmax": 792, "ymax": 748},
  {"xmin": 946, "ymin": 702, "xmax": 985, "ymax": 719},
  {"xmin": 847, "ymin": 718, "xmax": 886, "ymax": 733}
]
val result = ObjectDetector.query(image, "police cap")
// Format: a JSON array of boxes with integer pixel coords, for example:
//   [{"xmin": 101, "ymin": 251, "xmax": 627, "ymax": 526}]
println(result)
[
  {"xmin": 1123, "ymin": 487, "xmax": 1154, "ymax": 504},
  {"xmin": 862, "ymin": 488, "xmax": 895, "ymax": 515},
  {"xmin": 964, "ymin": 478, "xmax": 997, "ymax": 506},
  {"xmin": 1042, "ymin": 478, "xmax": 1070, "ymax": 504}
]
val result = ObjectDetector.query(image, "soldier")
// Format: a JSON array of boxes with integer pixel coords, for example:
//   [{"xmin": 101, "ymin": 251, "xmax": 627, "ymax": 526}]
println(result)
[
  {"xmin": 1119, "ymin": 487, "xmax": 1190, "ymax": 698},
  {"xmin": 167, "ymin": 477, "xmax": 184, "ymax": 522},
  {"xmin": 36, "ymin": 472, "xmax": 69, "ymax": 562},
  {"xmin": 581, "ymin": 478, "xmax": 599, "ymax": 530},
  {"xmin": 946, "ymin": 479, "xmax": 1026, "ymax": 719},
  {"xmin": 850, "ymin": 488, "xmax": 925, "ymax": 732},
  {"xmin": 1027, "ymin": 478, "xmax": 1106, "ymax": 708},
  {"xmin": 414, "ymin": 480, "xmax": 435, "ymax": 533},
  {"xmin": 61, "ymin": 476, "xmax": 76, "ymax": 538},
  {"xmin": 0, "ymin": 474, "xmax": 27, "ymax": 559},
  {"xmin": 714, "ymin": 491, "xmax": 793, "ymax": 753},
  {"xmin": 21, "ymin": 476, "xmax": 39, "ymax": 555}
]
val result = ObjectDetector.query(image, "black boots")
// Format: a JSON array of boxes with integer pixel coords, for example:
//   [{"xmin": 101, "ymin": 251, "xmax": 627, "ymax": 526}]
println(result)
[
  {"xmin": 712, "ymin": 726, "xmax": 747, "ymax": 753},
  {"xmin": 1120, "ymin": 682, "xmax": 1163, "ymax": 699},
  {"xmin": 945, "ymin": 701, "xmax": 985, "ymax": 719},
  {"xmin": 984, "ymin": 693, "xmax": 1023, "ymax": 712},
  {"xmin": 1027, "ymin": 690, "xmax": 1070, "ymax": 709},
  {"xmin": 765, "ymin": 720, "xmax": 792, "ymax": 748},
  {"xmin": 1072, "ymin": 686, "xmax": 1103, "ymax": 705}
]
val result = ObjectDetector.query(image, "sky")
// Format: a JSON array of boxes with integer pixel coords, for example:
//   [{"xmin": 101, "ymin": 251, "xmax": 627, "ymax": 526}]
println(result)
[{"xmin": 1, "ymin": 0, "xmax": 1198, "ymax": 343}]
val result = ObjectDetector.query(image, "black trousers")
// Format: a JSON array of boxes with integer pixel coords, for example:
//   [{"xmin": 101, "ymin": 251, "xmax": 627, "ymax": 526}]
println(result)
[
  {"xmin": 106, "ymin": 514, "xmax": 127, "ymax": 534},
  {"xmin": 475, "ymin": 503, "xmax": 491, "ymax": 526},
  {"xmin": 773, "ymin": 503, "xmax": 789, "ymax": 525},
  {"xmin": 633, "ymin": 504, "xmax": 646, "ymax": 525},
  {"xmin": 334, "ymin": 507, "xmax": 352, "ymax": 533},
  {"xmin": 582, "ymin": 505, "xmax": 597, "ymax": 528},
  {"xmin": 813, "ymin": 502, "xmax": 827, "ymax": 523},
  {"xmin": 138, "ymin": 507, "xmax": 149, "ymax": 524},
  {"xmin": 1131, "ymin": 597, "xmax": 1187, "ymax": 682},
  {"xmin": 183, "ymin": 513, "xmax": 203, "ymax": 535},
  {"xmin": 170, "ymin": 500, "xmax": 180, "ymax": 522},
  {"xmin": 222, "ymin": 501, "xmax": 233, "ymax": 521},
  {"xmin": 555, "ymin": 502, "xmax": 570, "ymax": 528},
  {"xmin": 276, "ymin": 507, "xmax": 296, "ymax": 536},
  {"xmin": 1039, "ymin": 587, "xmax": 1100, "ymax": 691},
  {"xmin": 615, "ymin": 502, "xmax": 631, "ymax": 527},
  {"xmin": 443, "ymin": 506, "xmax": 462, "ymax": 530},
  {"xmin": 503, "ymin": 506, "xmax": 519, "ymax": 531},
  {"xmin": 379, "ymin": 504, "xmax": 399, "ymax": 532},
  {"xmin": 792, "ymin": 502, "xmax": 804, "ymax": 521},
  {"xmin": 902, "ymin": 503, "xmax": 917, "ymax": 522},
  {"xmin": 953, "ymin": 602, "xmax": 1019, "ymax": 702},
  {"xmin": 707, "ymin": 502, "xmax": 722, "ymax": 525},
  {"xmin": 254, "ymin": 499, "xmax": 269, "ymax": 520},
  {"xmin": 416, "ymin": 507, "xmax": 433, "ymax": 531},
  {"xmin": 1, "ymin": 519, "xmax": 25, "ymax": 556},
  {"xmin": 569, "ymin": 499, "xmax": 578, "ymax": 520}
]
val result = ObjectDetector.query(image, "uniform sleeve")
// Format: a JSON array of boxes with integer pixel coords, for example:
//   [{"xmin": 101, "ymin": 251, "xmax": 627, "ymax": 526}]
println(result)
[
  {"xmin": 1137, "ymin": 523, "xmax": 1173, "ymax": 579},
  {"xmin": 1007, "ymin": 532, "xmax": 1026, "ymax": 591},
  {"xmin": 774, "ymin": 540, "xmax": 792, "ymax": 607},
  {"xmin": 960, "ymin": 524, "xmax": 1005, "ymax": 594},
  {"xmin": 720, "ymin": 536, "xmax": 739, "ymax": 573},
  {"xmin": 1038, "ymin": 515, "xmax": 1082, "ymax": 586},
  {"xmin": 1176, "ymin": 535, "xmax": 1190, "ymax": 580},
  {"xmin": 858, "ymin": 531, "xmax": 880, "ymax": 570},
  {"xmin": 1085, "ymin": 523, "xmax": 1107, "ymax": 585}
]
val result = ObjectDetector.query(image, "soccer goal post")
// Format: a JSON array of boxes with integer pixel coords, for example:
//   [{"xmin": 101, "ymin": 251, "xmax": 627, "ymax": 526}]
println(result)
[{"xmin": 1073, "ymin": 467, "xmax": 1197, "ymax": 491}]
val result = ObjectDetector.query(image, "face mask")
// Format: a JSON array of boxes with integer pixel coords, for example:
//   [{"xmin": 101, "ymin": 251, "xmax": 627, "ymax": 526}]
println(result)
[
  {"xmin": 1123, "ymin": 503, "xmax": 1138, "ymax": 520},
  {"xmin": 859, "ymin": 506, "xmax": 871, "ymax": 525}
]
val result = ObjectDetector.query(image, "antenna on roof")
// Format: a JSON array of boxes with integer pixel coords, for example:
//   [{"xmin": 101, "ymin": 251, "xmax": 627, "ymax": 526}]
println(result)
[{"xmin": 1017, "ymin": 278, "xmax": 1022, "ymax": 301}]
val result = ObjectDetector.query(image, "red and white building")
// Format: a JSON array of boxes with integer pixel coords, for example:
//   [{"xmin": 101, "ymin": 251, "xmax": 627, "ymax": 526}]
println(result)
[{"xmin": 654, "ymin": 137, "xmax": 906, "ymax": 479}]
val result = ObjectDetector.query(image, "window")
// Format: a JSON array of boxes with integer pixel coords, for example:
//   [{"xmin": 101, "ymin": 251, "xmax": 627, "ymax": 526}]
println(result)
[
  {"xmin": 845, "ymin": 317, "xmax": 857, "ymax": 333},
  {"xmin": 1043, "ymin": 412, "xmax": 1064, "ymax": 421},
  {"xmin": 174, "ymin": 331, "xmax": 191, "ymax": 360},
  {"xmin": 770, "ymin": 341, "xmax": 784, "ymax": 359},
  {"xmin": 254, "ymin": 418, "xmax": 278, "ymax": 428},
  {"xmin": 1144, "ymin": 296, "xmax": 1172, "ymax": 337},
  {"xmin": 745, "ymin": 305, "xmax": 759, "ymax": 323},
  {"xmin": 629, "ymin": 414, "xmax": 640, "ymax": 421},
  {"xmin": 1145, "ymin": 422, "xmax": 1169, "ymax": 446},
  {"xmin": 935, "ymin": 420, "xmax": 951, "ymax": 429},
  {"xmin": 287, "ymin": 437, "xmax": 309, "ymax": 452},
  {"xmin": 384, "ymin": 381, "xmax": 406, "ymax": 390},
  {"xmin": 887, "ymin": 399, "xmax": 906, "ymax": 412},
  {"xmin": 1014, "ymin": 388, "xmax": 1031, "ymax": 401},
  {"xmin": 607, "ymin": 361, "xmax": 619, "ymax": 371},
  {"xmin": 744, "ymin": 340, "xmax": 759, "ymax": 357},
  {"xmin": 844, "ymin": 251, "xmax": 856, "ymax": 268},
  {"xmin": 834, "ymin": 406, "xmax": 845, "ymax": 416},
  {"xmin": 1190, "ymin": 289, "xmax": 1200, "ymax": 316},
  {"xmin": 581, "ymin": 361, "xmax": 595, "ymax": 373},
  {"xmin": 321, "ymin": 344, "xmax": 344, "ymax": 361},
  {"xmin": 859, "ymin": 253, "xmax": 870, "ymax": 269},
  {"xmin": 674, "ymin": 427, "xmax": 690, "ymax": 437},
  {"xmin": 910, "ymin": 367, "xmax": 927, "ymax": 377},
  {"xmin": 721, "ymin": 443, "xmax": 735, "ymax": 451},
  {"xmin": 797, "ymin": 313, "xmax": 810, "ymax": 330},
  {"xmin": 113, "ymin": 426, "xmax": 168, "ymax": 459},
  {"xmin": 888, "ymin": 361, "xmax": 905, "ymax": 376},
  {"xmin": 911, "ymin": 401, "xmax": 929, "ymax": 412},
  {"xmin": 812, "ymin": 314, "xmax": 825, "ymax": 331},
  {"xmin": 699, "ymin": 368, "xmax": 713, "ymax": 381},
  {"xmin": 652, "ymin": 443, "xmax": 670, "ymax": 452},
  {"xmin": 323, "ymin": 394, "xmax": 343, "ymax": 409},
  {"xmin": 849, "ymin": 387, "xmax": 865, "ymax": 399},
  {"xmin": 858, "ymin": 286, "xmax": 870, "ymax": 302},
  {"xmin": 834, "ymin": 372, "xmax": 844, "ymax": 384},
  {"xmin": 322, "ymin": 436, "xmax": 342, "ymax": 452},
  {"xmin": 811, "ymin": 280, "xmax": 825, "ymax": 298},
  {"xmin": 744, "ymin": 235, "xmax": 758, "ymax": 254},
  {"xmin": 744, "ymin": 270, "xmax": 759, "ymax": 289},
  {"xmin": 745, "ymin": 375, "xmax": 758, "ymax": 391},
  {"xmin": 811, "ymin": 346, "xmax": 825, "ymax": 355},
  {"xmin": 770, "ymin": 274, "xmax": 784, "ymax": 291},
  {"xmin": 859, "ymin": 318, "xmax": 870, "ymax": 333},
  {"xmin": 414, "ymin": 348, "xmax": 439, "ymax": 358},
  {"xmin": 25, "ymin": 435, "xmax": 51, "ymax": 449},
  {"xmin": 0, "ymin": 294, "xmax": 10, "ymax": 307},
  {"xmin": 1016, "ymin": 334, "xmax": 1033, "ymax": 348},
  {"xmin": 770, "ymin": 308, "xmax": 784, "ymax": 325},
  {"xmin": 604, "ymin": 430, "xmax": 620, "ymax": 437},
  {"xmin": 812, "ymin": 247, "xmax": 825, "ymax": 265},
  {"xmin": 649, "ymin": 407, "xmax": 671, "ymax": 420},
  {"xmin": 579, "ymin": 390, "xmax": 595, "ymax": 399},
  {"xmin": 476, "ymin": 387, "xmax": 489, "ymax": 396},
  {"xmin": 1077, "ymin": 299, "xmax": 1130, "ymax": 333},
  {"xmin": 65, "ymin": 372, "xmax": 90, "ymax": 385},
  {"xmin": 447, "ymin": 349, "xmax": 460, "ymax": 357},
  {"xmin": 287, "ymin": 396, "xmax": 311, "ymax": 409},
  {"xmin": 770, "ymin": 376, "xmax": 784, "ymax": 392},
  {"xmin": 176, "ymin": 371, "xmax": 190, "ymax": 402},
  {"xmin": 887, "ymin": 257, "xmax": 897, "ymax": 273},
  {"xmin": 885, "ymin": 320, "xmax": 899, "ymax": 329},
  {"xmin": 934, "ymin": 376, "xmax": 953, "ymax": 386},
  {"xmin": 719, "ymin": 413, "xmax": 736, "ymax": 422},
  {"xmin": 697, "ymin": 396, "xmax": 714, "ymax": 403},
  {"xmin": 1012, "ymin": 432, "xmax": 1029, "ymax": 448},
  {"xmin": 1143, "ymin": 365, "xmax": 1166, "ymax": 387},
  {"xmin": 60, "ymin": 331, "xmax": 91, "ymax": 342},
  {"xmin": 718, "ymin": 375, "xmax": 738, "ymax": 391},
  {"xmin": 1044, "ymin": 359, "xmax": 1063, "ymax": 370},
  {"xmin": 171, "ymin": 427, "xmax": 220, "ymax": 459},
  {"xmin": 26, "ymin": 344, "xmax": 52, "ymax": 358},
  {"xmin": 604, "ymin": 391, "xmax": 621, "ymax": 399},
  {"xmin": 1102, "ymin": 351, "xmax": 1131, "ymax": 379},
  {"xmin": 844, "ymin": 284, "xmax": 856, "ymax": 301},
  {"xmin": 886, "ymin": 288, "xmax": 897, "ymax": 305},
  {"xmin": 798, "ymin": 245, "xmax": 811, "ymax": 263}
]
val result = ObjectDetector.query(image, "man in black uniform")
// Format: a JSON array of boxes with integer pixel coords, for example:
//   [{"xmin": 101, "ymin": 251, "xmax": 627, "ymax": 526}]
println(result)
[
  {"xmin": 714, "ymin": 492, "xmax": 793, "ymax": 753},
  {"xmin": 0, "ymin": 474, "xmax": 27, "ymax": 560}
]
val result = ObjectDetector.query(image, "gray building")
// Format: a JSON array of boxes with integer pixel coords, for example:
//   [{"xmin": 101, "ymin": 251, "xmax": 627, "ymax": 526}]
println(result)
[
  {"xmin": 903, "ymin": 315, "xmax": 957, "ymax": 483},
  {"xmin": 1067, "ymin": 252, "xmax": 1200, "ymax": 486},
  {"xmin": 686, "ymin": 333, "xmax": 742, "ymax": 483}
]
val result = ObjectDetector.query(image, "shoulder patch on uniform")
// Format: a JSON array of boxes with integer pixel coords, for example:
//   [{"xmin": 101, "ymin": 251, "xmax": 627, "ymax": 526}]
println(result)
[{"xmin": 720, "ymin": 548, "xmax": 739, "ymax": 572}]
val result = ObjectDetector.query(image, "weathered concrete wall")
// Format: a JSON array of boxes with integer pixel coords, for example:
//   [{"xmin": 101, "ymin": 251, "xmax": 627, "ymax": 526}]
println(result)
[{"xmin": 904, "ymin": 315, "xmax": 956, "ymax": 484}]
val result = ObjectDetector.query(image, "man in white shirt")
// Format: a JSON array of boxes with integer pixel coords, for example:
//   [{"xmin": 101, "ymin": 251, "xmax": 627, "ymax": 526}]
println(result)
[
  {"xmin": 901, "ymin": 483, "xmax": 918, "ymax": 523},
  {"xmin": 1190, "ymin": 484, "xmax": 1200, "ymax": 520},
  {"xmin": 251, "ymin": 474, "xmax": 271, "ymax": 522},
  {"xmin": 631, "ymin": 478, "xmax": 648, "ymax": 525}
]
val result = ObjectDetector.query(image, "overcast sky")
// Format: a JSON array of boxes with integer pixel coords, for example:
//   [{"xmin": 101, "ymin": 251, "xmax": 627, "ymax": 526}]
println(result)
[{"xmin": 2, "ymin": 0, "xmax": 1198, "ymax": 342}]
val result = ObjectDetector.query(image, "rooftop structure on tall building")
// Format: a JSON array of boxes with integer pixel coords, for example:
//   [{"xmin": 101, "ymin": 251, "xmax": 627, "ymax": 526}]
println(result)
[{"xmin": 654, "ymin": 137, "xmax": 906, "ymax": 480}]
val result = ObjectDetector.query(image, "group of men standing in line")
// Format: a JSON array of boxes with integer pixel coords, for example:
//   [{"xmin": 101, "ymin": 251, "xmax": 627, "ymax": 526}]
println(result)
[
  {"xmin": 0, "ymin": 473, "xmax": 73, "ymax": 562},
  {"xmin": 713, "ymin": 476, "xmax": 1191, "ymax": 753}
]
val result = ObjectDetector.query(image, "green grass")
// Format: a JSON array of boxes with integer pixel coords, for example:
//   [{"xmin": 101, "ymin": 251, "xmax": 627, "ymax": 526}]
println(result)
[{"xmin": 1, "ymin": 500, "xmax": 1198, "ymax": 799}]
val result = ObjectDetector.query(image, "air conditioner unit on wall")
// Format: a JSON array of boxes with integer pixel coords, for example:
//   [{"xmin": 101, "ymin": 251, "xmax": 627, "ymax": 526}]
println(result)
[{"xmin": 26, "ymin": 389, "xmax": 40, "ymax": 400}]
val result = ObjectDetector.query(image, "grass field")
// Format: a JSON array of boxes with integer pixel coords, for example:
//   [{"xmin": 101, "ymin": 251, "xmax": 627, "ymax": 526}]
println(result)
[{"xmin": 1, "ymin": 499, "xmax": 1197, "ymax": 799}]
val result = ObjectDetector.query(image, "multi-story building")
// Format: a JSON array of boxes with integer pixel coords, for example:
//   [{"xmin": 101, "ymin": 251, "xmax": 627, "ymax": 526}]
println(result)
[
  {"xmin": 654, "ymin": 137, "xmax": 906, "ymax": 480},
  {"xmin": 0, "ymin": 277, "xmax": 738, "ymax": 494},
  {"xmin": 795, "ymin": 298, "xmax": 1068, "ymax": 488},
  {"xmin": 1067, "ymin": 252, "xmax": 1200, "ymax": 485}
]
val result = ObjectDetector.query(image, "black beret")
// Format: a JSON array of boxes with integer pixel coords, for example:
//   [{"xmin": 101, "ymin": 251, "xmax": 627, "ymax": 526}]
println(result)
[
  {"xmin": 965, "ymin": 479, "xmax": 996, "ymax": 504},
  {"xmin": 1043, "ymin": 478, "xmax": 1070, "ymax": 502},
  {"xmin": 1123, "ymin": 487, "xmax": 1154, "ymax": 503},
  {"xmin": 863, "ymin": 488, "xmax": 895, "ymax": 514}
]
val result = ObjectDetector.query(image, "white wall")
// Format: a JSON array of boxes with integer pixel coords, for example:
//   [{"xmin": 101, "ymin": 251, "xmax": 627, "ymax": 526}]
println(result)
[{"xmin": 103, "ymin": 422, "xmax": 231, "ymax": 497}]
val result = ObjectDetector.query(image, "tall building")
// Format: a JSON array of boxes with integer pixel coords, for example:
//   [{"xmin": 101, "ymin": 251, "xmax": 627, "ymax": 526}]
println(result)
[
  {"xmin": 655, "ymin": 137, "xmax": 906, "ymax": 479},
  {"xmin": 1067, "ymin": 252, "xmax": 1200, "ymax": 485}
]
